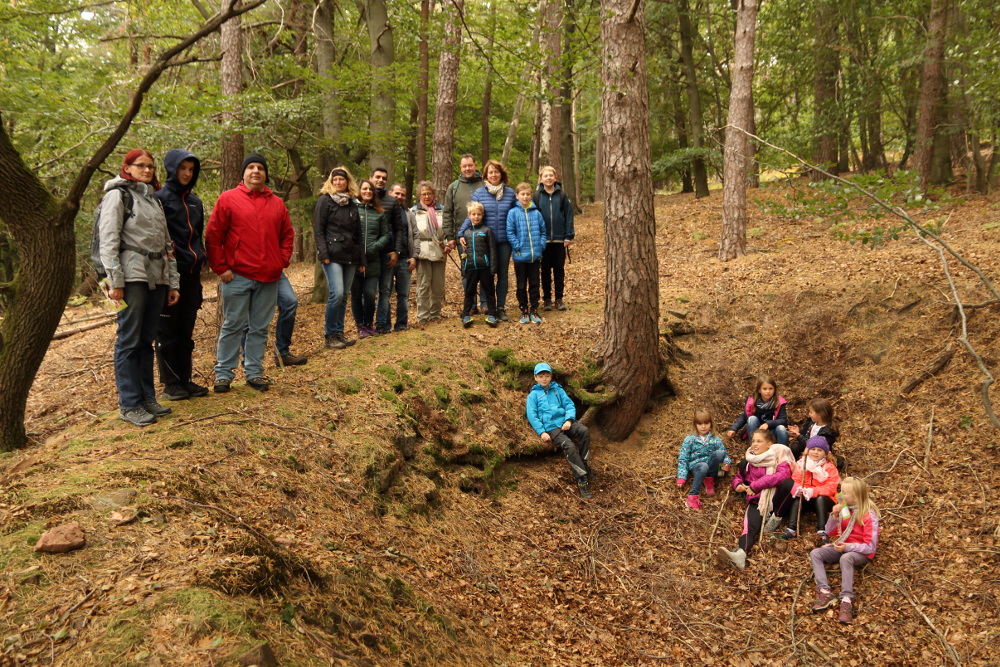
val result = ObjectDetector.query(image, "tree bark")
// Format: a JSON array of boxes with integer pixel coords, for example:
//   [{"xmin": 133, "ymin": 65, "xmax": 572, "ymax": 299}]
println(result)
[
  {"xmin": 481, "ymin": 2, "xmax": 496, "ymax": 167},
  {"xmin": 365, "ymin": 0, "xmax": 396, "ymax": 180},
  {"xmin": 719, "ymin": 0, "xmax": 759, "ymax": 261},
  {"xmin": 594, "ymin": 124, "xmax": 605, "ymax": 200},
  {"xmin": 679, "ymin": 0, "xmax": 709, "ymax": 197},
  {"xmin": 913, "ymin": 0, "xmax": 948, "ymax": 190},
  {"xmin": 559, "ymin": 0, "xmax": 580, "ymax": 210},
  {"xmin": 811, "ymin": 0, "xmax": 839, "ymax": 180},
  {"xmin": 416, "ymin": 0, "xmax": 431, "ymax": 183},
  {"xmin": 315, "ymin": 0, "xmax": 340, "ymax": 175},
  {"xmin": 431, "ymin": 0, "xmax": 463, "ymax": 193},
  {"xmin": 594, "ymin": 0, "xmax": 661, "ymax": 441},
  {"xmin": 544, "ymin": 1, "xmax": 563, "ymax": 178},
  {"xmin": 220, "ymin": 10, "xmax": 244, "ymax": 191},
  {"xmin": 501, "ymin": 1, "xmax": 544, "ymax": 166}
]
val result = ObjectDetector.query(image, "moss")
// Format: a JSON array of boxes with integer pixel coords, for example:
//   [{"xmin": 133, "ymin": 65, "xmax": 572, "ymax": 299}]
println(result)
[
  {"xmin": 458, "ymin": 390, "xmax": 484, "ymax": 405},
  {"xmin": 334, "ymin": 376, "xmax": 363, "ymax": 395},
  {"xmin": 377, "ymin": 365, "xmax": 405, "ymax": 393},
  {"xmin": 433, "ymin": 384, "xmax": 451, "ymax": 406},
  {"xmin": 379, "ymin": 390, "xmax": 400, "ymax": 404}
]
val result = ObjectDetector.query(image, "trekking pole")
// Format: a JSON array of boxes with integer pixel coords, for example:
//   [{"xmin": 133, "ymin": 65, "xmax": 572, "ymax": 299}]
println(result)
[{"xmin": 795, "ymin": 461, "xmax": 805, "ymax": 536}]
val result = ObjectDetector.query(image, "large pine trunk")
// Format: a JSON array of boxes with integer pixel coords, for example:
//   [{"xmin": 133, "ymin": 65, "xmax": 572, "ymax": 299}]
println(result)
[
  {"xmin": 719, "ymin": 0, "xmax": 759, "ymax": 261},
  {"xmin": 594, "ymin": 0, "xmax": 661, "ymax": 441},
  {"xmin": 416, "ymin": 0, "xmax": 430, "ymax": 183},
  {"xmin": 679, "ymin": 0, "xmax": 709, "ymax": 197},
  {"xmin": 914, "ymin": 0, "xmax": 948, "ymax": 190},
  {"xmin": 431, "ymin": 0, "xmax": 462, "ymax": 193},
  {"xmin": 220, "ymin": 12, "xmax": 244, "ymax": 190},
  {"xmin": 558, "ymin": 0, "xmax": 580, "ymax": 211},
  {"xmin": 315, "ymin": 0, "xmax": 340, "ymax": 176},
  {"xmin": 365, "ymin": 0, "xmax": 396, "ymax": 179},
  {"xmin": 812, "ymin": 0, "xmax": 839, "ymax": 180}
]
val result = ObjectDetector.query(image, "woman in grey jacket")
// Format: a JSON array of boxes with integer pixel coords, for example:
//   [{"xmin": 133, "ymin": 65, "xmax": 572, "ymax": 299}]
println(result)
[{"xmin": 98, "ymin": 149, "xmax": 180, "ymax": 427}]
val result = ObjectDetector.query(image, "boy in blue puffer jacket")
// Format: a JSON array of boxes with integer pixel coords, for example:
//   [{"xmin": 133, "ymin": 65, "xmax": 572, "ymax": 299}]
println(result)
[
  {"xmin": 526, "ymin": 363, "xmax": 594, "ymax": 499},
  {"xmin": 506, "ymin": 183, "xmax": 547, "ymax": 324}
]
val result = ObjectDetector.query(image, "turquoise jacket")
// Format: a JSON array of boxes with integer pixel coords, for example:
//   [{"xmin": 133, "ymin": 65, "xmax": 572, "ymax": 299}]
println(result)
[
  {"xmin": 526, "ymin": 381, "xmax": 576, "ymax": 435},
  {"xmin": 505, "ymin": 202, "xmax": 547, "ymax": 263}
]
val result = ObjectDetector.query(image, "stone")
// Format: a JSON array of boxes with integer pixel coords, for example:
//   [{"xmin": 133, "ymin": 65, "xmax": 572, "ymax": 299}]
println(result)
[
  {"xmin": 236, "ymin": 643, "xmax": 278, "ymax": 667},
  {"xmin": 88, "ymin": 488, "xmax": 137, "ymax": 510},
  {"xmin": 33, "ymin": 522, "xmax": 86, "ymax": 553}
]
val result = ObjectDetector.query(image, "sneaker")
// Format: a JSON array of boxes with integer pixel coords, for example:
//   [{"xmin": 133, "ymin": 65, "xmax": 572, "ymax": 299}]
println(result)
[
  {"xmin": 779, "ymin": 527, "xmax": 797, "ymax": 540},
  {"xmin": 335, "ymin": 332, "xmax": 356, "ymax": 347},
  {"xmin": 703, "ymin": 477, "xmax": 716, "ymax": 496},
  {"xmin": 686, "ymin": 495, "xmax": 702, "ymax": 510},
  {"xmin": 325, "ymin": 334, "xmax": 346, "ymax": 350},
  {"xmin": 838, "ymin": 599, "xmax": 853, "ymax": 624},
  {"xmin": 529, "ymin": 311, "xmax": 542, "ymax": 324},
  {"xmin": 469, "ymin": 306, "xmax": 480, "ymax": 315},
  {"xmin": 184, "ymin": 382, "xmax": 210, "ymax": 398},
  {"xmin": 120, "ymin": 407, "xmax": 156, "ymax": 427},
  {"xmin": 542, "ymin": 300, "xmax": 553, "ymax": 311},
  {"xmin": 718, "ymin": 547, "xmax": 747, "ymax": 571},
  {"xmin": 247, "ymin": 376, "xmax": 270, "ymax": 392},
  {"xmin": 213, "ymin": 378, "xmax": 231, "ymax": 393},
  {"xmin": 161, "ymin": 384, "xmax": 190, "ymax": 401},
  {"xmin": 811, "ymin": 590, "xmax": 837, "ymax": 613},
  {"xmin": 357, "ymin": 326, "xmax": 374, "ymax": 340},
  {"xmin": 519, "ymin": 311, "xmax": 530, "ymax": 324},
  {"xmin": 497, "ymin": 310, "xmax": 510, "ymax": 322},
  {"xmin": 142, "ymin": 401, "xmax": 171, "ymax": 417},
  {"xmin": 486, "ymin": 315, "xmax": 498, "ymax": 328},
  {"xmin": 555, "ymin": 300, "xmax": 567, "ymax": 311},
  {"xmin": 577, "ymin": 479, "xmax": 593, "ymax": 499},
  {"xmin": 462, "ymin": 315, "xmax": 473, "ymax": 328},
  {"xmin": 817, "ymin": 532, "xmax": 831, "ymax": 546},
  {"xmin": 375, "ymin": 327, "xmax": 391, "ymax": 335}
]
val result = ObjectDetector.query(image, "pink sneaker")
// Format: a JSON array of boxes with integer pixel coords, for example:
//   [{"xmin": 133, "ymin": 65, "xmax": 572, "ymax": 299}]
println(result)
[
  {"xmin": 686, "ymin": 495, "xmax": 701, "ymax": 510},
  {"xmin": 704, "ymin": 477, "xmax": 716, "ymax": 496}
]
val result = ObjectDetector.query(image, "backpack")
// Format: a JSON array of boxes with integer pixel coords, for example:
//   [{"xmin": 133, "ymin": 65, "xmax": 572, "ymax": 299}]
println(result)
[{"xmin": 89, "ymin": 186, "xmax": 134, "ymax": 279}]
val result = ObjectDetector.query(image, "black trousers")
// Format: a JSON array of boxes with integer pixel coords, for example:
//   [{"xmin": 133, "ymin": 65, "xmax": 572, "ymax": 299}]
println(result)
[
  {"xmin": 788, "ymin": 495, "xmax": 834, "ymax": 533},
  {"xmin": 463, "ymin": 268, "xmax": 497, "ymax": 317},
  {"xmin": 541, "ymin": 243, "xmax": 566, "ymax": 302},
  {"xmin": 546, "ymin": 421, "xmax": 591, "ymax": 481},
  {"xmin": 514, "ymin": 260, "xmax": 540, "ymax": 313},
  {"xmin": 156, "ymin": 272, "xmax": 203, "ymax": 386},
  {"xmin": 738, "ymin": 478, "xmax": 794, "ymax": 554}
]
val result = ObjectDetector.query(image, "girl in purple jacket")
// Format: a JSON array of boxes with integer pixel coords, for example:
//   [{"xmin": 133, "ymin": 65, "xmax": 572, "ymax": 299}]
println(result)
[{"xmin": 718, "ymin": 429, "xmax": 795, "ymax": 570}]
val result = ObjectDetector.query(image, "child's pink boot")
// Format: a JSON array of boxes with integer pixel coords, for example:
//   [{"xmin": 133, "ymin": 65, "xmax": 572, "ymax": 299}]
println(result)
[
  {"xmin": 704, "ymin": 477, "xmax": 716, "ymax": 496},
  {"xmin": 686, "ymin": 495, "xmax": 702, "ymax": 510}
]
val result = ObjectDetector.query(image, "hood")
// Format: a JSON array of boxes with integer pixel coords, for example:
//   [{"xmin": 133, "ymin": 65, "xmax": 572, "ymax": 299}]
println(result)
[
  {"xmin": 459, "ymin": 171, "xmax": 483, "ymax": 184},
  {"xmin": 536, "ymin": 181, "xmax": 564, "ymax": 193},
  {"xmin": 163, "ymin": 149, "xmax": 201, "ymax": 191},
  {"xmin": 103, "ymin": 176, "xmax": 151, "ymax": 195},
  {"xmin": 530, "ymin": 381, "xmax": 562, "ymax": 393}
]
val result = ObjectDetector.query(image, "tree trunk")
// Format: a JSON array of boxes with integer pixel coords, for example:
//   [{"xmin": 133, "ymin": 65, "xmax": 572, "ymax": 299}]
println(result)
[
  {"xmin": 594, "ymin": 0, "xmax": 661, "ymax": 441},
  {"xmin": 545, "ymin": 2, "xmax": 563, "ymax": 178},
  {"xmin": 719, "ymin": 0, "xmax": 759, "ymax": 261},
  {"xmin": 404, "ymin": 102, "xmax": 418, "ymax": 205},
  {"xmin": 365, "ymin": 0, "xmax": 396, "ymax": 180},
  {"xmin": 679, "ymin": 0, "xmax": 709, "ymax": 197},
  {"xmin": 481, "ymin": 3, "xmax": 496, "ymax": 166},
  {"xmin": 898, "ymin": 64, "xmax": 920, "ymax": 170},
  {"xmin": 220, "ymin": 11, "xmax": 244, "ymax": 191},
  {"xmin": 812, "ymin": 0, "xmax": 838, "ymax": 180},
  {"xmin": 559, "ymin": 0, "xmax": 580, "ymax": 209},
  {"xmin": 594, "ymin": 124, "xmax": 605, "ymax": 200},
  {"xmin": 431, "ymin": 0, "xmax": 462, "ymax": 193},
  {"xmin": 914, "ymin": 0, "xmax": 948, "ymax": 190},
  {"xmin": 416, "ymin": 0, "xmax": 430, "ymax": 183},
  {"xmin": 503, "ymin": 1, "xmax": 545, "ymax": 166},
  {"xmin": 315, "ymin": 0, "xmax": 340, "ymax": 175}
]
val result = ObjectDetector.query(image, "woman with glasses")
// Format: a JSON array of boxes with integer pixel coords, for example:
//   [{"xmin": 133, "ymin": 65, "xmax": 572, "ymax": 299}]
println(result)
[{"xmin": 97, "ymin": 149, "xmax": 180, "ymax": 426}]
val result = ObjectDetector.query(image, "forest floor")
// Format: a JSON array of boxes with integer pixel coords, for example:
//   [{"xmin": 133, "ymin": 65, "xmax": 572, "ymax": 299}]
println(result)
[{"xmin": 3, "ymin": 178, "xmax": 1000, "ymax": 666}]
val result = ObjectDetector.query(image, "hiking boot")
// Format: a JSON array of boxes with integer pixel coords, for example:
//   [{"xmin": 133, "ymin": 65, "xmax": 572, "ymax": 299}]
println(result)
[
  {"xmin": 325, "ymin": 334, "xmax": 346, "ymax": 350},
  {"xmin": 142, "ymin": 401, "xmax": 171, "ymax": 417},
  {"xmin": 335, "ymin": 332, "xmax": 356, "ymax": 347},
  {"xmin": 584, "ymin": 461, "xmax": 595, "ymax": 482},
  {"xmin": 277, "ymin": 352, "xmax": 307, "ymax": 366},
  {"xmin": 497, "ymin": 309, "xmax": 510, "ymax": 322},
  {"xmin": 542, "ymin": 300, "xmax": 553, "ymax": 311},
  {"xmin": 161, "ymin": 384, "xmax": 190, "ymax": 401},
  {"xmin": 486, "ymin": 315, "xmax": 498, "ymax": 328},
  {"xmin": 120, "ymin": 407, "xmax": 156, "ymax": 427},
  {"xmin": 519, "ymin": 311, "xmax": 530, "ymax": 324},
  {"xmin": 764, "ymin": 514, "xmax": 783, "ymax": 533},
  {"xmin": 555, "ymin": 299, "xmax": 567, "ymax": 311},
  {"xmin": 213, "ymin": 378, "xmax": 231, "ymax": 393},
  {"xmin": 247, "ymin": 376, "xmax": 270, "ymax": 392},
  {"xmin": 375, "ymin": 327, "xmax": 391, "ymax": 335},
  {"xmin": 811, "ymin": 590, "xmax": 837, "ymax": 613},
  {"xmin": 184, "ymin": 381, "xmax": 210, "ymax": 398},
  {"xmin": 529, "ymin": 311, "xmax": 543, "ymax": 324},
  {"xmin": 577, "ymin": 479, "xmax": 593, "ymax": 499},
  {"xmin": 838, "ymin": 599, "xmax": 853, "ymax": 624},
  {"xmin": 779, "ymin": 527, "xmax": 798, "ymax": 540},
  {"xmin": 718, "ymin": 547, "xmax": 747, "ymax": 571},
  {"xmin": 686, "ymin": 495, "xmax": 702, "ymax": 510},
  {"xmin": 462, "ymin": 315, "xmax": 473, "ymax": 328},
  {"xmin": 703, "ymin": 477, "xmax": 716, "ymax": 496}
]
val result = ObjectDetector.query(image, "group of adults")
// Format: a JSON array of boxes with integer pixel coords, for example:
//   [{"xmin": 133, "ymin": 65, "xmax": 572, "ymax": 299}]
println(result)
[{"xmin": 96, "ymin": 149, "xmax": 575, "ymax": 427}]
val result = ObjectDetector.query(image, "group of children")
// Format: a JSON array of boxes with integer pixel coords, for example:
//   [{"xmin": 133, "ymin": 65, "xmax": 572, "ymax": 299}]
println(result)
[{"xmin": 675, "ymin": 376, "xmax": 880, "ymax": 625}]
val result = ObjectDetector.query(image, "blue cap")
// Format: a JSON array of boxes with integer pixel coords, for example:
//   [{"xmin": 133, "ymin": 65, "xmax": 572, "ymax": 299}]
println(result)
[{"xmin": 533, "ymin": 363, "xmax": 552, "ymax": 375}]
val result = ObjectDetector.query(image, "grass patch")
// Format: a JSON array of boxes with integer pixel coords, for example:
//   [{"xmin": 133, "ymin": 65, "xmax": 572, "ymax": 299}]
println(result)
[{"xmin": 333, "ymin": 376, "xmax": 363, "ymax": 395}]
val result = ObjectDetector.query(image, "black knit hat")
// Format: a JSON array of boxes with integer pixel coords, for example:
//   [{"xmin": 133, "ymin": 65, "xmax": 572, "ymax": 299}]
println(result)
[{"xmin": 241, "ymin": 152, "xmax": 269, "ymax": 183}]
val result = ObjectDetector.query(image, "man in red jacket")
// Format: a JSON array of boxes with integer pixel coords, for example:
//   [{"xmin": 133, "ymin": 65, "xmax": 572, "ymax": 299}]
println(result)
[{"xmin": 206, "ymin": 153, "xmax": 294, "ymax": 392}]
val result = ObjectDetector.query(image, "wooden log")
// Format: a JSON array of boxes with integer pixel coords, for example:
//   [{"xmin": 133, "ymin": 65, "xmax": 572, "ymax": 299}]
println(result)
[{"xmin": 893, "ymin": 344, "xmax": 955, "ymax": 407}]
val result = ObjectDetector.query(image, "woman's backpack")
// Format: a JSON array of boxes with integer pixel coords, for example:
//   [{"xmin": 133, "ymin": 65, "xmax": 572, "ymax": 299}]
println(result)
[{"xmin": 89, "ymin": 186, "xmax": 134, "ymax": 279}]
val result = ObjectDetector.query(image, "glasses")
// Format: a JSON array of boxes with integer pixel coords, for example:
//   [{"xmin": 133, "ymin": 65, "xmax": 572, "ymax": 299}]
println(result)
[{"xmin": 129, "ymin": 163, "xmax": 155, "ymax": 171}]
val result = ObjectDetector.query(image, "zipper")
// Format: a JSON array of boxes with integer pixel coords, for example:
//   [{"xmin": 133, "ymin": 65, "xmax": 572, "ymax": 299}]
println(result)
[
  {"xmin": 525, "ymin": 207, "xmax": 535, "ymax": 259},
  {"xmin": 471, "ymin": 229, "xmax": 478, "ymax": 270},
  {"xmin": 182, "ymin": 192, "xmax": 198, "ymax": 274}
]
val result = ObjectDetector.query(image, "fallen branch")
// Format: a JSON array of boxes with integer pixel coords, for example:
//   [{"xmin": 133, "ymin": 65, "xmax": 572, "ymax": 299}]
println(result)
[
  {"xmin": 168, "ymin": 408, "xmax": 258, "ymax": 428},
  {"xmin": 923, "ymin": 407, "xmax": 935, "ymax": 471},
  {"xmin": 788, "ymin": 573, "xmax": 810, "ymax": 661},
  {"xmin": 164, "ymin": 495, "xmax": 279, "ymax": 551},
  {"xmin": 872, "ymin": 573, "xmax": 961, "ymax": 667},
  {"xmin": 893, "ymin": 345, "xmax": 954, "ymax": 407},
  {"xmin": 52, "ymin": 316, "xmax": 115, "ymax": 340},
  {"xmin": 706, "ymin": 487, "xmax": 731, "ymax": 558},
  {"xmin": 864, "ymin": 447, "xmax": 911, "ymax": 480}
]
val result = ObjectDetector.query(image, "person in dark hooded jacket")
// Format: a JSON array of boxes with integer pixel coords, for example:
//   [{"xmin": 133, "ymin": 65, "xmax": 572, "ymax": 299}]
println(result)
[
  {"xmin": 155, "ymin": 149, "xmax": 209, "ymax": 401},
  {"xmin": 532, "ymin": 166, "xmax": 575, "ymax": 311}
]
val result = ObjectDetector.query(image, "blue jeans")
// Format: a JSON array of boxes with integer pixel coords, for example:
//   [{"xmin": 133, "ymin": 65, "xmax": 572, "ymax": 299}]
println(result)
[
  {"xmin": 746, "ymin": 416, "xmax": 788, "ymax": 445},
  {"xmin": 240, "ymin": 272, "xmax": 297, "ymax": 356},
  {"xmin": 689, "ymin": 449, "xmax": 728, "ymax": 496},
  {"xmin": 351, "ymin": 270, "xmax": 379, "ymax": 328},
  {"xmin": 115, "ymin": 282, "xmax": 166, "ymax": 409},
  {"xmin": 215, "ymin": 274, "xmax": 278, "ymax": 382},
  {"xmin": 376, "ymin": 256, "xmax": 411, "ymax": 331},
  {"xmin": 321, "ymin": 261, "xmax": 355, "ymax": 335}
]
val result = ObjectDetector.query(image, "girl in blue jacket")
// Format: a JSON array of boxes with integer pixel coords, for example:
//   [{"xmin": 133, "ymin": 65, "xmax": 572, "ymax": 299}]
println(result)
[
  {"xmin": 506, "ymin": 182, "xmax": 547, "ymax": 324},
  {"xmin": 526, "ymin": 363, "xmax": 593, "ymax": 498}
]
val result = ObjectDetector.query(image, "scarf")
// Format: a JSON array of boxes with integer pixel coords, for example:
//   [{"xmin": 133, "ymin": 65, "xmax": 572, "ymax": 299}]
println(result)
[
  {"xmin": 803, "ymin": 456, "xmax": 829, "ymax": 481},
  {"xmin": 745, "ymin": 444, "xmax": 794, "ymax": 518},
  {"xmin": 331, "ymin": 191, "xmax": 351, "ymax": 206},
  {"xmin": 756, "ymin": 395, "xmax": 776, "ymax": 414},
  {"xmin": 831, "ymin": 506, "xmax": 859, "ymax": 546},
  {"xmin": 485, "ymin": 181, "xmax": 505, "ymax": 201}
]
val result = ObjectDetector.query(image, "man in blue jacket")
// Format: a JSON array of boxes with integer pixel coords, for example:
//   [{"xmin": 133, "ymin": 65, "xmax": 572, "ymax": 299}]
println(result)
[{"xmin": 525, "ymin": 363, "xmax": 593, "ymax": 498}]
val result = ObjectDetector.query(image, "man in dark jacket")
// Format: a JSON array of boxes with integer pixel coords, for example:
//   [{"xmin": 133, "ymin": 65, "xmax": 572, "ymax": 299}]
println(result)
[
  {"xmin": 371, "ymin": 168, "xmax": 410, "ymax": 333},
  {"xmin": 155, "ymin": 149, "xmax": 210, "ymax": 401},
  {"xmin": 532, "ymin": 167, "xmax": 575, "ymax": 311},
  {"xmin": 206, "ymin": 153, "xmax": 294, "ymax": 392}
]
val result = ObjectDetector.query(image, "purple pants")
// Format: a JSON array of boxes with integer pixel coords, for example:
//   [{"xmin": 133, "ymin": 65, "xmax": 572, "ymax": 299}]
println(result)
[{"xmin": 810, "ymin": 545, "xmax": 870, "ymax": 599}]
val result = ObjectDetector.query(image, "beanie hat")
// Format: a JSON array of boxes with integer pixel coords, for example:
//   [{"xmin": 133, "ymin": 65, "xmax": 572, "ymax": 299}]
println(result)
[
  {"xmin": 805, "ymin": 436, "xmax": 830, "ymax": 453},
  {"xmin": 241, "ymin": 153, "xmax": 269, "ymax": 182}
]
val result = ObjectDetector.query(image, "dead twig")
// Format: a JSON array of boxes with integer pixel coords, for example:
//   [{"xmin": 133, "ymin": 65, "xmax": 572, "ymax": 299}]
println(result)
[
  {"xmin": 871, "ymin": 573, "xmax": 961, "ymax": 667},
  {"xmin": 923, "ymin": 407, "xmax": 934, "ymax": 472},
  {"xmin": 893, "ymin": 346, "xmax": 955, "ymax": 407},
  {"xmin": 164, "ymin": 495, "xmax": 279, "ymax": 551},
  {"xmin": 706, "ymin": 487, "xmax": 731, "ymax": 558},
  {"xmin": 864, "ymin": 447, "xmax": 911, "ymax": 480},
  {"xmin": 788, "ymin": 573, "xmax": 810, "ymax": 661},
  {"xmin": 168, "ymin": 408, "xmax": 258, "ymax": 428},
  {"xmin": 51, "ymin": 317, "xmax": 115, "ymax": 340}
]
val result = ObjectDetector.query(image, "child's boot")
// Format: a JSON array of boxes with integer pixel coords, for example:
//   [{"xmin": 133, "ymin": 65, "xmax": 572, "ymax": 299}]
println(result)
[
  {"xmin": 811, "ymin": 589, "xmax": 837, "ymax": 613},
  {"xmin": 530, "ymin": 310, "xmax": 542, "ymax": 324},
  {"xmin": 779, "ymin": 527, "xmax": 797, "ymax": 540},
  {"xmin": 703, "ymin": 477, "xmax": 716, "ymax": 496},
  {"xmin": 838, "ymin": 598, "xmax": 853, "ymax": 624},
  {"xmin": 717, "ymin": 547, "xmax": 746, "ymax": 570},
  {"xmin": 685, "ymin": 494, "xmax": 701, "ymax": 510},
  {"xmin": 462, "ymin": 315, "xmax": 473, "ymax": 328},
  {"xmin": 577, "ymin": 478, "xmax": 593, "ymax": 499}
]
